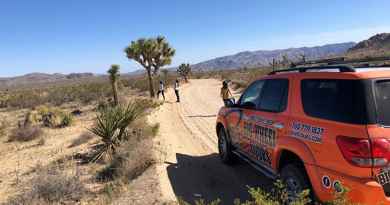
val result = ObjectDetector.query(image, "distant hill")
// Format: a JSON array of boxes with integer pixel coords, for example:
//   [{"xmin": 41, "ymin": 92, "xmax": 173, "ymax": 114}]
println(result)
[
  {"xmin": 346, "ymin": 33, "xmax": 390, "ymax": 58},
  {"xmin": 192, "ymin": 42, "xmax": 356, "ymax": 71},
  {"xmin": 0, "ymin": 72, "xmax": 95, "ymax": 89}
]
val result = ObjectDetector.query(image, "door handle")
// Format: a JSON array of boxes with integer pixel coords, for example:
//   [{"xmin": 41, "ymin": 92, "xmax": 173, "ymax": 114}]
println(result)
[{"xmin": 273, "ymin": 123, "xmax": 284, "ymax": 129}]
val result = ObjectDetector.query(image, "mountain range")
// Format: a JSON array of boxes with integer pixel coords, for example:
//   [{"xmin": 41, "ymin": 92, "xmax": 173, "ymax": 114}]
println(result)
[
  {"xmin": 0, "ymin": 72, "xmax": 94, "ymax": 89},
  {"xmin": 191, "ymin": 42, "xmax": 356, "ymax": 71},
  {"xmin": 346, "ymin": 33, "xmax": 390, "ymax": 58},
  {"xmin": 2, "ymin": 33, "xmax": 390, "ymax": 88}
]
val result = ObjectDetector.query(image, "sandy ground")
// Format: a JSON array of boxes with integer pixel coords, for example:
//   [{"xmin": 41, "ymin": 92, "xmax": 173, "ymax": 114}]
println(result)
[
  {"xmin": 151, "ymin": 79, "xmax": 272, "ymax": 205},
  {"xmin": 0, "ymin": 79, "xmax": 272, "ymax": 205},
  {"xmin": 0, "ymin": 104, "xmax": 101, "ymax": 204}
]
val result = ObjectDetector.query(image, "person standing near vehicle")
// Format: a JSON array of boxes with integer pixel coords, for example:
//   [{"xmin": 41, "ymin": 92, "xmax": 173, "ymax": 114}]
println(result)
[
  {"xmin": 157, "ymin": 80, "xmax": 165, "ymax": 101},
  {"xmin": 221, "ymin": 80, "xmax": 234, "ymax": 106},
  {"xmin": 174, "ymin": 79, "xmax": 180, "ymax": 102}
]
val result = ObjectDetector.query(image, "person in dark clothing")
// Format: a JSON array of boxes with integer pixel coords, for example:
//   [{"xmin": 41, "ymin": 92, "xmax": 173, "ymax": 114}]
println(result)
[
  {"xmin": 174, "ymin": 79, "xmax": 180, "ymax": 102},
  {"xmin": 157, "ymin": 81, "xmax": 165, "ymax": 100}
]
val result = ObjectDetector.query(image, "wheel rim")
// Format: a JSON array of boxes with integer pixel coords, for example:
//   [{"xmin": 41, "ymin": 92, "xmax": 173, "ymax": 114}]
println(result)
[
  {"xmin": 218, "ymin": 131, "xmax": 227, "ymax": 158},
  {"xmin": 285, "ymin": 176, "xmax": 302, "ymax": 203}
]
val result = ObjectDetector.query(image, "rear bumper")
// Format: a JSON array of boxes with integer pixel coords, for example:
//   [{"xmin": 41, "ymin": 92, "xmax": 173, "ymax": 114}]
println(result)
[{"xmin": 305, "ymin": 164, "xmax": 390, "ymax": 204}]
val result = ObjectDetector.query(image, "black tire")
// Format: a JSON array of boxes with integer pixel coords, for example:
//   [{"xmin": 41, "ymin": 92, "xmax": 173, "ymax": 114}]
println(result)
[
  {"xmin": 217, "ymin": 127, "xmax": 235, "ymax": 164},
  {"xmin": 280, "ymin": 163, "xmax": 312, "ymax": 204}
]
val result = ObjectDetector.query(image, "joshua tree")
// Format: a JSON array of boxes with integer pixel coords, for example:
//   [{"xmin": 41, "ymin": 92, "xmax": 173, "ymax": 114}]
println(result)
[
  {"xmin": 300, "ymin": 53, "xmax": 306, "ymax": 63},
  {"xmin": 125, "ymin": 36, "xmax": 175, "ymax": 97},
  {"xmin": 177, "ymin": 63, "xmax": 191, "ymax": 82},
  {"xmin": 107, "ymin": 64, "xmax": 120, "ymax": 106},
  {"xmin": 269, "ymin": 58, "xmax": 277, "ymax": 71},
  {"xmin": 281, "ymin": 54, "xmax": 290, "ymax": 67}
]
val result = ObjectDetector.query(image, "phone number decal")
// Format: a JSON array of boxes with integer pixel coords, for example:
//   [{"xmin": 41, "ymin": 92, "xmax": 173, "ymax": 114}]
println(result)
[{"xmin": 291, "ymin": 122, "xmax": 324, "ymax": 143}]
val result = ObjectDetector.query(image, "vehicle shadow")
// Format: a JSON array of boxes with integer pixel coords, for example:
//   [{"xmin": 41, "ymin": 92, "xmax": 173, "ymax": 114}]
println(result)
[
  {"xmin": 166, "ymin": 153, "xmax": 273, "ymax": 205},
  {"xmin": 186, "ymin": 114, "xmax": 217, "ymax": 118}
]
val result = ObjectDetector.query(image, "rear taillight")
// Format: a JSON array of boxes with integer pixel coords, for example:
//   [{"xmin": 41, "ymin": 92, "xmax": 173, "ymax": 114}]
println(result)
[{"xmin": 336, "ymin": 136, "xmax": 390, "ymax": 168}]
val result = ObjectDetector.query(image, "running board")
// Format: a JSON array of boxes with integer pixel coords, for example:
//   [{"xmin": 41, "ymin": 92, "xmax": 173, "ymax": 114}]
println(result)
[{"xmin": 233, "ymin": 150, "xmax": 278, "ymax": 180}]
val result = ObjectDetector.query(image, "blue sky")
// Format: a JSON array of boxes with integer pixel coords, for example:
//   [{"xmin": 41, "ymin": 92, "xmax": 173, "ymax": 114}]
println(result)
[{"xmin": 0, "ymin": 0, "xmax": 390, "ymax": 77}]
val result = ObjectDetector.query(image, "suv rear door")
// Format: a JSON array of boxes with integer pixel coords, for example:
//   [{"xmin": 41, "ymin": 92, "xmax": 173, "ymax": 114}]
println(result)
[
  {"xmin": 366, "ymin": 79, "xmax": 390, "ymax": 195},
  {"xmin": 296, "ymin": 78, "xmax": 371, "ymax": 178}
]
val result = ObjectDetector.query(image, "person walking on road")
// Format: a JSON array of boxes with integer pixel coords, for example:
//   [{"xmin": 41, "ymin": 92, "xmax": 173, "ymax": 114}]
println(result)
[
  {"xmin": 157, "ymin": 80, "xmax": 165, "ymax": 101},
  {"xmin": 220, "ymin": 80, "xmax": 234, "ymax": 106},
  {"xmin": 174, "ymin": 79, "xmax": 180, "ymax": 102}
]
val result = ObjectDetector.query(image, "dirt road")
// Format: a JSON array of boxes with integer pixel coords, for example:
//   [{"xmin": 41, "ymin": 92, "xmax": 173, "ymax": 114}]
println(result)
[{"xmin": 151, "ymin": 79, "xmax": 272, "ymax": 204}]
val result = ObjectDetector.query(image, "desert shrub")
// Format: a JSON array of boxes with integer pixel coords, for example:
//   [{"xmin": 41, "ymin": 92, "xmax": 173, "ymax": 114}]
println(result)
[
  {"xmin": 89, "ymin": 101, "xmax": 147, "ymax": 162},
  {"xmin": 178, "ymin": 198, "xmax": 221, "ymax": 205},
  {"xmin": 150, "ymin": 123, "xmax": 160, "ymax": 136},
  {"xmin": 8, "ymin": 125, "xmax": 43, "ymax": 142},
  {"xmin": 36, "ymin": 105, "xmax": 50, "ymax": 116},
  {"xmin": 37, "ymin": 137, "xmax": 46, "ymax": 146},
  {"xmin": 96, "ymin": 138, "xmax": 154, "ymax": 182},
  {"xmin": 37, "ymin": 106, "xmax": 74, "ymax": 128},
  {"xmin": 7, "ymin": 164, "xmax": 86, "ymax": 205},
  {"xmin": 2, "ymin": 80, "xmax": 114, "ymax": 109},
  {"xmin": 60, "ymin": 112, "xmax": 74, "ymax": 127},
  {"xmin": 179, "ymin": 180, "xmax": 357, "ymax": 205},
  {"xmin": 46, "ymin": 82, "xmax": 112, "ymax": 106},
  {"xmin": 0, "ymin": 119, "xmax": 8, "ymax": 137},
  {"xmin": 230, "ymin": 80, "xmax": 248, "ymax": 90},
  {"xmin": 69, "ymin": 132, "xmax": 95, "ymax": 148},
  {"xmin": 6, "ymin": 90, "xmax": 45, "ymax": 109},
  {"xmin": 23, "ymin": 110, "xmax": 40, "ymax": 127}
]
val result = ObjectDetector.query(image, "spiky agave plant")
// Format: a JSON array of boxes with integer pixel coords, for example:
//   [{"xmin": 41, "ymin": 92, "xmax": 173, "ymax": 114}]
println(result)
[{"xmin": 89, "ymin": 101, "xmax": 145, "ymax": 162}]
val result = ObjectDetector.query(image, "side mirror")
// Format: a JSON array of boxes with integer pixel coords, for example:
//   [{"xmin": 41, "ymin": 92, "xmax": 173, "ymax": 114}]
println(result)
[{"xmin": 225, "ymin": 98, "xmax": 236, "ymax": 107}]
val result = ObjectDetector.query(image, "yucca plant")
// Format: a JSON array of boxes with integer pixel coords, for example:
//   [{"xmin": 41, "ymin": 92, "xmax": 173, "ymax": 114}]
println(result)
[{"xmin": 89, "ymin": 101, "xmax": 146, "ymax": 162}]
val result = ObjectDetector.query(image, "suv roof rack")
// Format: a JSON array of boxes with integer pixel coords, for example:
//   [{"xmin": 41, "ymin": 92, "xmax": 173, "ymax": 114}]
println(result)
[{"xmin": 268, "ymin": 65, "xmax": 355, "ymax": 75}]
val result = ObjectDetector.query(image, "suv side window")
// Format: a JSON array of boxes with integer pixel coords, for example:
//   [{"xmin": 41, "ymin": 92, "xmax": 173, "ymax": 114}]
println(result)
[
  {"xmin": 301, "ymin": 79, "xmax": 366, "ymax": 124},
  {"xmin": 258, "ymin": 79, "xmax": 289, "ymax": 112},
  {"xmin": 239, "ymin": 80, "xmax": 265, "ymax": 109}
]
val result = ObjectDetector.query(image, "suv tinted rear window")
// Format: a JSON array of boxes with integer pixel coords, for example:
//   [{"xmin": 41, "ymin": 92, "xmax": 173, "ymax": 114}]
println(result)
[
  {"xmin": 301, "ymin": 79, "xmax": 366, "ymax": 124},
  {"xmin": 375, "ymin": 80, "xmax": 390, "ymax": 126},
  {"xmin": 258, "ymin": 79, "xmax": 289, "ymax": 112}
]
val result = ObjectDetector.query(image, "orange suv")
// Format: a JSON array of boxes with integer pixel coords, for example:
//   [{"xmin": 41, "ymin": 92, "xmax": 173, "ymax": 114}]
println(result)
[{"xmin": 216, "ymin": 65, "xmax": 390, "ymax": 204}]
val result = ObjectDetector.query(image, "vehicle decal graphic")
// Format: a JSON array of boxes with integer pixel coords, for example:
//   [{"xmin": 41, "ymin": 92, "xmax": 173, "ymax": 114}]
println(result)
[
  {"xmin": 249, "ymin": 143, "xmax": 272, "ymax": 165},
  {"xmin": 240, "ymin": 115, "xmax": 276, "ymax": 166},
  {"xmin": 242, "ymin": 117, "xmax": 276, "ymax": 148},
  {"xmin": 291, "ymin": 122, "xmax": 324, "ymax": 143},
  {"xmin": 322, "ymin": 176, "xmax": 331, "ymax": 189},
  {"xmin": 333, "ymin": 181, "xmax": 343, "ymax": 193}
]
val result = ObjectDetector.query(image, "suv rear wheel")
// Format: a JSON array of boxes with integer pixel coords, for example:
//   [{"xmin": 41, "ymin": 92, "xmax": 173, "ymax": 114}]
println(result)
[
  {"xmin": 218, "ymin": 127, "xmax": 234, "ymax": 164},
  {"xmin": 280, "ymin": 163, "xmax": 311, "ymax": 203}
]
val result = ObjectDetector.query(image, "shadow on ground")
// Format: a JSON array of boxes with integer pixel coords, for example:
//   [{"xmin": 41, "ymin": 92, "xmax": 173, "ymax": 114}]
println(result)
[
  {"xmin": 166, "ymin": 153, "xmax": 273, "ymax": 205},
  {"xmin": 186, "ymin": 114, "xmax": 217, "ymax": 118}
]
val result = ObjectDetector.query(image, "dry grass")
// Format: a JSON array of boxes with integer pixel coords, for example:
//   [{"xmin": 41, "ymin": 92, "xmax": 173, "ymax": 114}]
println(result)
[
  {"xmin": 0, "ymin": 119, "xmax": 8, "ymax": 137},
  {"xmin": 8, "ymin": 125, "xmax": 43, "ymax": 142},
  {"xmin": 95, "ymin": 114, "xmax": 158, "ymax": 182},
  {"xmin": 6, "ymin": 163, "xmax": 86, "ymax": 205},
  {"xmin": 96, "ymin": 138, "xmax": 154, "ymax": 182}
]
